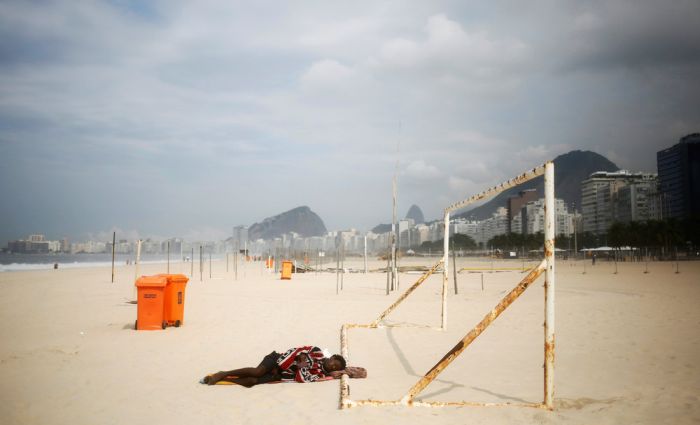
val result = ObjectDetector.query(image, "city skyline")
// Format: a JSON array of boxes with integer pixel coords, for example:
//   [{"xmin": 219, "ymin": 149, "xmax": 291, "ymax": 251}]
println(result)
[{"xmin": 2, "ymin": 1, "xmax": 699, "ymax": 246}]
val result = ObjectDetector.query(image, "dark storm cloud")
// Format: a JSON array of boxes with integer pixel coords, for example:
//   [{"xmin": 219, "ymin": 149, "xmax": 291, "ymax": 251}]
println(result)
[
  {"xmin": 1, "ymin": 0, "xmax": 699, "ymax": 244},
  {"xmin": 554, "ymin": 0, "xmax": 700, "ymax": 71}
]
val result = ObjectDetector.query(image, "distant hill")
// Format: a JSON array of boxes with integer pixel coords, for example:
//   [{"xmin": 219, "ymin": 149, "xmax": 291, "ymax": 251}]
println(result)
[
  {"xmin": 372, "ymin": 204, "xmax": 426, "ymax": 233},
  {"xmin": 455, "ymin": 150, "xmax": 619, "ymax": 220},
  {"xmin": 371, "ymin": 223, "xmax": 392, "ymax": 234},
  {"xmin": 405, "ymin": 204, "xmax": 425, "ymax": 223},
  {"xmin": 248, "ymin": 206, "xmax": 327, "ymax": 240}
]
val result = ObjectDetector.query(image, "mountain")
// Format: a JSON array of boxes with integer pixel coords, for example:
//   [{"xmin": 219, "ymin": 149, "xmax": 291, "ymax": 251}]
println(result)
[
  {"xmin": 371, "ymin": 223, "xmax": 392, "ymax": 234},
  {"xmin": 405, "ymin": 204, "xmax": 425, "ymax": 223},
  {"xmin": 248, "ymin": 206, "xmax": 327, "ymax": 240},
  {"xmin": 455, "ymin": 150, "xmax": 619, "ymax": 220},
  {"xmin": 371, "ymin": 204, "xmax": 426, "ymax": 234}
]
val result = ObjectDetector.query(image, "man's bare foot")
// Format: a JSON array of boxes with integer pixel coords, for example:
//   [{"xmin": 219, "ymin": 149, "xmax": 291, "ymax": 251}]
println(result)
[{"xmin": 206, "ymin": 372, "xmax": 227, "ymax": 385}]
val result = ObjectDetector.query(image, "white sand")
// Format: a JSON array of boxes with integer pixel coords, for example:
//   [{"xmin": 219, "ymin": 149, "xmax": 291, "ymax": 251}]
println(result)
[{"xmin": 1, "ymin": 257, "xmax": 698, "ymax": 424}]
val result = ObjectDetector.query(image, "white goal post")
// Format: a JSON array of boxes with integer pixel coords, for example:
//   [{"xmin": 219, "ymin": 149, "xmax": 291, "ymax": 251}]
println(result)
[{"xmin": 340, "ymin": 161, "xmax": 556, "ymax": 410}]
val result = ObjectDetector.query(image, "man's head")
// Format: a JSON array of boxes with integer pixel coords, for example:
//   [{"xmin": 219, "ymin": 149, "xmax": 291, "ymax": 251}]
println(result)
[{"xmin": 323, "ymin": 354, "xmax": 346, "ymax": 372}]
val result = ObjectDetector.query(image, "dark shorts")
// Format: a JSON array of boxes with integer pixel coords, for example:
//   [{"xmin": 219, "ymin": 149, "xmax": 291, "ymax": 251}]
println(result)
[{"xmin": 256, "ymin": 351, "xmax": 282, "ymax": 384}]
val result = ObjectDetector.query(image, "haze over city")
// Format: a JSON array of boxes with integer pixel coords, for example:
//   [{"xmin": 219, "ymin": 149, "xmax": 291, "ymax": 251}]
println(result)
[{"xmin": 1, "ymin": 1, "xmax": 699, "ymax": 245}]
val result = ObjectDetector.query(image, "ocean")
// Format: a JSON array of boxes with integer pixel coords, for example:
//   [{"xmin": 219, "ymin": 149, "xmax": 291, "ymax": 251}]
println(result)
[{"xmin": 0, "ymin": 252, "xmax": 198, "ymax": 272}]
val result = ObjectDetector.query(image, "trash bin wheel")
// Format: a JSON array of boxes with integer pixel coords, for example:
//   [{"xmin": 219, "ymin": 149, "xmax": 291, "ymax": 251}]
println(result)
[
  {"xmin": 134, "ymin": 320, "xmax": 138, "ymax": 330},
  {"xmin": 175, "ymin": 320, "xmax": 181, "ymax": 327},
  {"xmin": 162, "ymin": 321, "xmax": 167, "ymax": 329}
]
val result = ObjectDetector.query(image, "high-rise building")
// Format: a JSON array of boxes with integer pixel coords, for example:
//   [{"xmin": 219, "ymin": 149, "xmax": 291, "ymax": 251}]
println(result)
[
  {"xmin": 232, "ymin": 225, "xmax": 249, "ymax": 247},
  {"xmin": 581, "ymin": 171, "xmax": 658, "ymax": 235},
  {"xmin": 657, "ymin": 133, "xmax": 700, "ymax": 220},
  {"xmin": 520, "ymin": 198, "xmax": 577, "ymax": 236},
  {"xmin": 507, "ymin": 189, "xmax": 537, "ymax": 233},
  {"xmin": 612, "ymin": 177, "xmax": 657, "ymax": 223}
]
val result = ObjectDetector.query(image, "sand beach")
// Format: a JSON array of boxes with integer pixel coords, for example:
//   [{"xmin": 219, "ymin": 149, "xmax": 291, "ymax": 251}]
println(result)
[{"xmin": 0, "ymin": 257, "xmax": 698, "ymax": 424}]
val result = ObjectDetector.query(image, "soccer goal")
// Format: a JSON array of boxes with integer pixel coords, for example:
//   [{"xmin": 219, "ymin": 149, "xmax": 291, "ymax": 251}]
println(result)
[{"xmin": 339, "ymin": 161, "xmax": 556, "ymax": 410}]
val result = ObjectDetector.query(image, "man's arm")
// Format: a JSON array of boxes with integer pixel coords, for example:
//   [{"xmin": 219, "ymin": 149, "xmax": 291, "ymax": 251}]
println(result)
[
  {"xmin": 293, "ymin": 365, "xmax": 326, "ymax": 383},
  {"xmin": 277, "ymin": 346, "xmax": 324, "ymax": 370}
]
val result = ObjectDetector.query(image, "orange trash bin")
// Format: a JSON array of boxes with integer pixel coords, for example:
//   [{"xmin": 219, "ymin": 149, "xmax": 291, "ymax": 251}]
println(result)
[
  {"xmin": 135, "ymin": 275, "xmax": 168, "ymax": 330},
  {"xmin": 161, "ymin": 274, "xmax": 189, "ymax": 327},
  {"xmin": 281, "ymin": 260, "xmax": 293, "ymax": 280}
]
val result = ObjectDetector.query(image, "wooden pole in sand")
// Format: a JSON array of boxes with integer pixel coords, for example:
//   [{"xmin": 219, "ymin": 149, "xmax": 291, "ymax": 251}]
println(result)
[
  {"xmin": 385, "ymin": 242, "xmax": 391, "ymax": 295},
  {"xmin": 190, "ymin": 248, "xmax": 194, "ymax": 277},
  {"xmin": 199, "ymin": 245, "xmax": 203, "ymax": 281},
  {"xmin": 135, "ymin": 239, "xmax": 142, "ymax": 280},
  {"xmin": 675, "ymin": 247, "xmax": 680, "ymax": 274},
  {"xmin": 111, "ymin": 231, "xmax": 116, "ymax": 283},
  {"xmin": 364, "ymin": 235, "xmax": 368, "ymax": 274},
  {"xmin": 644, "ymin": 248, "xmax": 649, "ymax": 274},
  {"xmin": 341, "ymin": 242, "xmax": 345, "ymax": 290},
  {"xmin": 452, "ymin": 240, "xmax": 458, "ymax": 295},
  {"xmin": 391, "ymin": 175, "xmax": 397, "ymax": 292},
  {"xmin": 133, "ymin": 239, "xmax": 142, "ymax": 300}
]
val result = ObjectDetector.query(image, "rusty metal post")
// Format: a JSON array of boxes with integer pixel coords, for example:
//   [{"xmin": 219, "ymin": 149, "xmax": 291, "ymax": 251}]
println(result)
[
  {"xmin": 371, "ymin": 260, "xmax": 442, "ymax": 326},
  {"xmin": 442, "ymin": 211, "xmax": 450, "ymax": 330},
  {"xmin": 340, "ymin": 324, "xmax": 350, "ymax": 409},
  {"xmin": 400, "ymin": 260, "xmax": 546, "ymax": 405},
  {"xmin": 544, "ymin": 161, "xmax": 555, "ymax": 410}
]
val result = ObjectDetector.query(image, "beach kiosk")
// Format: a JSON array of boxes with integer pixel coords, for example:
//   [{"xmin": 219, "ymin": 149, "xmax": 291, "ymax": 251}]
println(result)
[
  {"xmin": 135, "ymin": 275, "xmax": 168, "ymax": 330},
  {"xmin": 281, "ymin": 260, "xmax": 293, "ymax": 280},
  {"xmin": 161, "ymin": 274, "xmax": 189, "ymax": 327}
]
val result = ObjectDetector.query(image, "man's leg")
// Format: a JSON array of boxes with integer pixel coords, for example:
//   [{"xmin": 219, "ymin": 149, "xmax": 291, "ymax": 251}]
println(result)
[
  {"xmin": 214, "ymin": 376, "xmax": 259, "ymax": 387},
  {"xmin": 205, "ymin": 366, "xmax": 267, "ymax": 385},
  {"xmin": 204, "ymin": 351, "xmax": 280, "ymax": 385},
  {"xmin": 214, "ymin": 371, "xmax": 282, "ymax": 387}
]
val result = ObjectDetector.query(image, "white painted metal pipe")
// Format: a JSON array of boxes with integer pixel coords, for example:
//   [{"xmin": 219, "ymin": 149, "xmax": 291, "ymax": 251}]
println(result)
[{"xmin": 544, "ymin": 161, "xmax": 555, "ymax": 409}]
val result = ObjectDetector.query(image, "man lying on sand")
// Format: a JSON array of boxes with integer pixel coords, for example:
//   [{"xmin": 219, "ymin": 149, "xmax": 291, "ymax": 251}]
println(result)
[{"xmin": 201, "ymin": 345, "xmax": 348, "ymax": 387}]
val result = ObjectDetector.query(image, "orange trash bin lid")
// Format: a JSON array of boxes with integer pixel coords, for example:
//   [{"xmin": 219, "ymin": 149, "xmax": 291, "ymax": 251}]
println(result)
[
  {"xmin": 135, "ymin": 275, "xmax": 168, "ymax": 288},
  {"xmin": 161, "ymin": 274, "xmax": 189, "ymax": 284}
]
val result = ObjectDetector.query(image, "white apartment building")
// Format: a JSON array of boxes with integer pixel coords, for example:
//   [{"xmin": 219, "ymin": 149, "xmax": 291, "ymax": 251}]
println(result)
[
  {"xmin": 522, "ymin": 198, "xmax": 577, "ymax": 236},
  {"xmin": 453, "ymin": 219, "xmax": 481, "ymax": 243},
  {"xmin": 612, "ymin": 178, "xmax": 657, "ymax": 223},
  {"xmin": 581, "ymin": 171, "xmax": 658, "ymax": 235},
  {"xmin": 473, "ymin": 207, "xmax": 509, "ymax": 245}
]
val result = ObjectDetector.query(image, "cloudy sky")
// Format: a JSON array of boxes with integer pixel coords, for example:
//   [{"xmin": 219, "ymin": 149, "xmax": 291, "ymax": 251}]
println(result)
[{"xmin": 1, "ymin": 0, "xmax": 699, "ymax": 244}]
